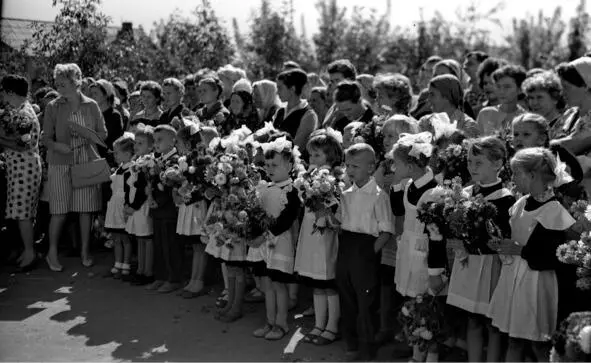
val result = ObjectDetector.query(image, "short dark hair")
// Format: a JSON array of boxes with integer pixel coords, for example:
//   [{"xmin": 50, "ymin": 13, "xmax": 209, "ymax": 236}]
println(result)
[
  {"xmin": 466, "ymin": 51, "xmax": 489, "ymax": 63},
  {"xmin": 1, "ymin": 74, "xmax": 29, "ymax": 97},
  {"xmin": 183, "ymin": 74, "xmax": 198, "ymax": 87},
  {"xmin": 555, "ymin": 62, "xmax": 587, "ymax": 88},
  {"xmin": 154, "ymin": 124, "xmax": 177, "ymax": 137},
  {"xmin": 492, "ymin": 65, "xmax": 527, "ymax": 89},
  {"xmin": 112, "ymin": 80, "xmax": 129, "ymax": 103},
  {"xmin": 327, "ymin": 59, "xmax": 357, "ymax": 80},
  {"xmin": 477, "ymin": 57, "xmax": 509, "ymax": 89},
  {"xmin": 277, "ymin": 69, "xmax": 308, "ymax": 96},
  {"xmin": 423, "ymin": 56, "xmax": 443, "ymax": 68},
  {"xmin": 307, "ymin": 129, "xmax": 345, "ymax": 167},
  {"xmin": 334, "ymin": 81, "xmax": 362, "ymax": 103}
]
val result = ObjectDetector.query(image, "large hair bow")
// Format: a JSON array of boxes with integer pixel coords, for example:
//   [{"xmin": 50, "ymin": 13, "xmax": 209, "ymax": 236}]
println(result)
[
  {"xmin": 553, "ymin": 154, "xmax": 574, "ymax": 188},
  {"xmin": 260, "ymin": 136, "xmax": 293, "ymax": 154},
  {"xmin": 429, "ymin": 112, "xmax": 457, "ymax": 141},
  {"xmin": 397, "ymin": 131, "xmax": 433, "ymax": 158}
]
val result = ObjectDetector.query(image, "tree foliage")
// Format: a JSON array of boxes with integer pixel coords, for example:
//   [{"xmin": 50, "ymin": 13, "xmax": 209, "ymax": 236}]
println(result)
[{"xmin": 568, "ymin": 0, "xmax": 590, "ymax": 60}]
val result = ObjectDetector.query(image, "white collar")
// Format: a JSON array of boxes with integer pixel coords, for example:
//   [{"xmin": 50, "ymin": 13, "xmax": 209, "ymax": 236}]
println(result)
[
  {"xmin": 479, "ymin": 178, "xmax": 502, "ymax": 188},
  {"xmin": 413, "ymin": 168, "xmax": 434, "ymax": 189},
  {"xmin": 351, "ymin": 177, "xmax": 377, "ymax": 193},
  {"xmin": 159, "ymin": 147, "xmax": 177, "ymax": 161}
]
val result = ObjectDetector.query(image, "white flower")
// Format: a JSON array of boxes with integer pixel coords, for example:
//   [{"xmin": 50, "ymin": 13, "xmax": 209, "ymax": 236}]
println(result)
[
  {"xmin": 452, "ymin": 145, "xmax": 462, "ymax": 156},
  {"xmin": 579, "ymin": 325, "xmax": 591, "ymax": 354},
  {"xmin": 21, "ymin": 133, "xmax": 31, "ymax": 143},
  {"xmin": 188, "ymin": 166, "xmax": 196, "ymax": 174},
  {"xmin": 157, "ymin": 183, "xmax": 164, "ymax": 191},
  {"xmin": 401, "ymin": 306, "xmax": 410, "ymax": 316},
  {"xmin": 178, "ymin": 157, "xmax": 188, "ymax": 172},
  {"xmin": 214, "ymin": 173, "xmax": 227, "ymax": 186}
]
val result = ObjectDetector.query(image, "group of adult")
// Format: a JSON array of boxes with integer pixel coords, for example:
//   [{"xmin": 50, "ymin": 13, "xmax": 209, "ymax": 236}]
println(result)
[{"xmin": 2, "ymin": 52, "xmax": 591, "ymax": 272}]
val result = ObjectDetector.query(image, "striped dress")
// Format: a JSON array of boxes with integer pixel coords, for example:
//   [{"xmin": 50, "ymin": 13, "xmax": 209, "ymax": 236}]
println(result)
[{"xmin": 48, "ymin": 111, "xmax": 102, "ymax": 214}]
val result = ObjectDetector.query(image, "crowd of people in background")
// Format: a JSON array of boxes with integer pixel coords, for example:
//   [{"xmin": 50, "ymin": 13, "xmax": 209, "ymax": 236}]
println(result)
[{"xmin": 2, "ymin": 51, "xmax": 591, "ymax": 362}]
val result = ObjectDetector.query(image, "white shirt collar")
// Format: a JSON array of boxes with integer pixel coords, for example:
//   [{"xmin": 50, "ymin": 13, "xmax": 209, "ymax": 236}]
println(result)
[
  {"xmin": 160, "ymin": 147, "xmax": 177, "ymax": 161},
  {"xmin": 413, "ymin": 168, "xmax": 434, "ymax": 189},
  {"xmin": 479, "ymin": 178, "xmax": 502, "ymax": 188},
  {"xmin": 351, "ymin": 177, "xmax": 377, "ymax": 193}
]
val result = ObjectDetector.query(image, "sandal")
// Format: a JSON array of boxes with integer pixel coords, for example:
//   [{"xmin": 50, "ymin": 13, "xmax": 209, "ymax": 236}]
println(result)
[
  {"xmin": 244, "ymin": 288, "xmax": 265, "ymax": 303},
  {"xmin": 302, "ymin": 326, "xmax": 324, "ymax": 343},
  {"xmin": 181, "ymin": 289, "xmax": 208, "ymax": 299},
  {"xmin": 264, "ymin": 325, "xmax": 289, "ymax": 341},
  {"xmin": 215, "ymin": 290, "xmax": 229, "ymax": 308},
  {"xmin": 312, "ymin": 329, "xmax": 340, "ymax": 346},
  {"xmin": 253, "ymin": 323, "xmax": 273, "ymax": 338}
]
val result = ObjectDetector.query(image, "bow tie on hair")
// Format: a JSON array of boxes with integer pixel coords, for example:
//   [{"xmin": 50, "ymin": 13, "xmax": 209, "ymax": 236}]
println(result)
[{"xmin": 397, "ymin": 132, "xmax": 434, "ymax": 158}]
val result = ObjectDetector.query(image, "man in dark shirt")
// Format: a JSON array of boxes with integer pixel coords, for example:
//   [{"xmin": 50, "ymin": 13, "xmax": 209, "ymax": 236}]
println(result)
[{"xmin": 159, "ymin": 77, "xmax": 191, "ymax": 126}]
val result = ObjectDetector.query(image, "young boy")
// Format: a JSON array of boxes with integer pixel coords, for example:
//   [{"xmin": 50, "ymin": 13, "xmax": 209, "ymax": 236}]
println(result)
[
  {"xmin": 337, "ymin": 143, "xmax": 393, "ymax": 361},
  {"xmin": 145, "ymin": 125, "xmax": 182, "ymax": 293}
]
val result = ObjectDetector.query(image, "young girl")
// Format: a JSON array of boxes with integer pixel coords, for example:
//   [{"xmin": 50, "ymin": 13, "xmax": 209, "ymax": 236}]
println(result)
[
  {"xmin": 446, "ymin": 137, "xmax": 515, "ymax": 362},
  {"xmin": 374, "ymin": 115, "xmax": 418, "ymax": 345},
  {"xmin": 126, "ymin": 125, "xmax": 155, "ymax": 285},
  {"xmin": 389, "ymin": 132, "xmax": 441, "ymax": 361},
  {"xmin": 175, "ymin": 123, "xmax": 219, "ymax": 298},
  {"xmin": 488, "ymin": 147, "xmax": 575, "ymax": 362},
  {"xmin": 253, "ymin": 137, "xmax": 302, "ymax": 340},
  {"xmin": 105, "ymin": 134, "xmax": 135, "ymax": 279},
  {"xmin": 294, "ymin": 128, "xmax": 344, "ymax": 345},
  {"xmin": 512, "ymin": 113, "xmax": 583, "ymax": 183}
]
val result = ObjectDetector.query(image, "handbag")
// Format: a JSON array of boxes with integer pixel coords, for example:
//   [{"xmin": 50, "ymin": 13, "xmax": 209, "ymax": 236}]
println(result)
[{"xmin": 70, "ymin": 126, "xmax": 111, "ymax": 189}]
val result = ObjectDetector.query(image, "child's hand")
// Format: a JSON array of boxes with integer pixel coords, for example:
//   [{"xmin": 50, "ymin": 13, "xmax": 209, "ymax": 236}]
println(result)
[
  {"xmin": 498, "ymin": 239, "xmax": 522, "ymax": 255},
  {"xmin": 124, "ymin": 206, "xmax": 135, "ymax": 217},
  {"xmin": 428, "ymin": 275, "xmax": 446, "ymax": 295}
]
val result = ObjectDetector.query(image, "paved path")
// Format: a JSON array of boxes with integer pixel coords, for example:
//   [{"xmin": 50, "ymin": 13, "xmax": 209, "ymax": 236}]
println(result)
[{"xmin": 0, "ymin": 253, "xmax": 406, "ymax": 362}]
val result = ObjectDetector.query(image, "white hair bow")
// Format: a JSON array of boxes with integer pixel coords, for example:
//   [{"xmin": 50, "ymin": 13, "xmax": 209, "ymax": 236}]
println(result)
[
  {"xmin": 324, "ymin": 127, "xmax": 343, "ymax": 144},
  {"xmin": 553, "ymin": 154, "xmax": 574, "ymax": 188},
  {"xmin": 397, "ymin": 131, "xmax": 433, "ymax": 159},
  {"xmin": 188, "ymin": 122, "xmax": 201, "ymax": 135},
  {"xmin": 230, "ymin": 125, "xmax": 253, "ymax": 141},
  {"xmin": 254, "ymin": 122, "xmax": 276, "ymax": 137},
  {"xmin": 260, "ymin": 136, "xmax": 293, "ymax": 154},
  {"xmin": 123, "ymin": 131, "xmax": 135, "ymax": 140},
  {"xmin": 429, "ymin": 113, "xmax": 457, "ymax": 141}
]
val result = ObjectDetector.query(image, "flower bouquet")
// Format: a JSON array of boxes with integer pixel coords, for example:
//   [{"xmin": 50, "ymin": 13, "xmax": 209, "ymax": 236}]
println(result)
[
  {"xmin": 398, "ymin": 293, "xmax": 449, "ymax": 353},
  {"xmin": 434, "ymin": 143, "xmax": 471, "ymax": 186},
  {"xmin": 417, "ymin": 177, "xmax": 506, "ymax": 266},
  {"xmin": 556, "ymin": 202, "xmax": 591, "ymax": 290},
  {"xmin": 294, "ymin": 167, "xmax": 345, "ymax": 235},
  {"xmin": 176, "ymin": 147, "xmax": 217, "ymax": 204},
  {"xmin": 0, "ymin": 106, "xmax": 35, "ymax": 146}
]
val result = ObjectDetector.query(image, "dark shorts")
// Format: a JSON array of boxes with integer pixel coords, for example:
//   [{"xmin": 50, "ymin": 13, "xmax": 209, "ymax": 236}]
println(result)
[
  {"xmin": 267, "ymin": 268, "xmax": 295, "ymax": 283},
  {"xmin": 298, "ymin": 275, "xmax": 337, "ymax": 290}
]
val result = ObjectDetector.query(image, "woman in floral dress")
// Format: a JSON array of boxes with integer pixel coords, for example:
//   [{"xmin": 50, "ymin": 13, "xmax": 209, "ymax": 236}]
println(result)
[{"xmin": 0, "ymin": 75, "xmax": 42, "ymax": 271}]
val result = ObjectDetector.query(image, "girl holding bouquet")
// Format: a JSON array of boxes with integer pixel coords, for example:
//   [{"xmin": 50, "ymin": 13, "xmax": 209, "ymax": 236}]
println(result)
[
  {"xmin": 104, "ymin": 134, "xmax": 135, "ymax": 279},
  {"xmin": 488, "ymin": 148, "xmax": 575, "ymax": 361},
  {"xmin": 294, "ymin": 128, "xmax": 344, "ymax": 345},
  {"xmin": 174, "ymin": 123, "xmax": 218, "ymax": 298},
  {"xmin": 253, "ymin": 137, "xmax": 302, "ymax": 340},
  {"xmin": 126, "ymin": 125, "xmax": 155, "ymax": 285},
  {"xmin": 446, "ymin": 136, "xmax": 515, "ymax": 362},
  {"xmin": 389, "ymin": 132, "xmax": 441, "ymax": 361}
]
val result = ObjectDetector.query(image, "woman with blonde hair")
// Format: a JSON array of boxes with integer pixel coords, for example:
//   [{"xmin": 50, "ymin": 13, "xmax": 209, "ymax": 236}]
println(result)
[{"xmin": 43, "ymin": 63, "xmax": 107, "ymax": 271}]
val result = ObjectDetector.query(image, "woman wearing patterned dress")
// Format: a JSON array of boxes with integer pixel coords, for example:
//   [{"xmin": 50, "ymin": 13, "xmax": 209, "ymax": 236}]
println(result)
[
  {"xmin": 0, "ymin": 75, "xmax": 42, "ymax": 271},
  {"xmin": 43, "ymin": 63, "xmax": 107, "ymax": 271}
]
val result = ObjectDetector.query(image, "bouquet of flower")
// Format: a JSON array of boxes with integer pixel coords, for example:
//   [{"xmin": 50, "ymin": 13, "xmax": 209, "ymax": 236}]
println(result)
[
  {"xmin": 434, "ymin": 143, "xmax": 471, "ymax": 186},
  {"xmin": 417, "ymin": 177, "xmax": 506, "ymax": 265},
  {"xmin": 294, "ymin": 167, "xmax": 345, "ymax": 234},
  {"xmin": 355, "ymin": 115, "xmax": 386, "ymax": 161},
  {"xmin": 176, "ymin": 147, "xmax": 217, "ymax": 205},
  {"xmin": 398, "ymin": 294, "xmax": 449, "ymax": 353},
  {"xmin": 160, "ymin": 165, "xmax": 185, "ymax": 189},
  {"xmin": 0, "ymin": 106, "xmax": 34, "ymax": 146},
  {"xmin": 556, "ymin": 201, "xmax": 591, "ymax": 290}
]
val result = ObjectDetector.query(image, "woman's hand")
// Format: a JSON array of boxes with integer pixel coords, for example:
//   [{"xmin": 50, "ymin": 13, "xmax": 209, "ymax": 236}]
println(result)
[
  {"xmin": 53, "ymin": 142, "xmax": 72, "ymax": 154},
  {"xmin": 498, "ymin": 239, "xmax": 522, "ymax": 255}
]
